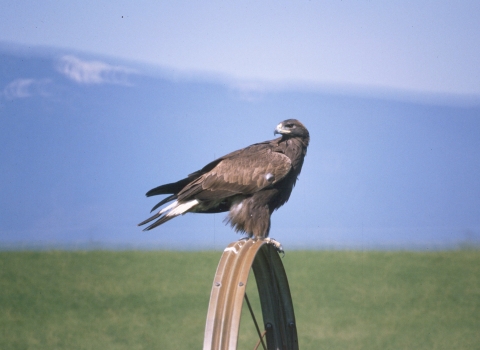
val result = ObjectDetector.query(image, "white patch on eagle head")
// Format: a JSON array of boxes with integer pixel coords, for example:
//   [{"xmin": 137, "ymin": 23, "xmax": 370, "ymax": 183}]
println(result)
[
  {"xmin": 265, "ymin": 173, "xmax": 274, "ymax": 182},
  {"xmin": 275, "ymin": 122, "xmax": 291, "ymax": 134}
]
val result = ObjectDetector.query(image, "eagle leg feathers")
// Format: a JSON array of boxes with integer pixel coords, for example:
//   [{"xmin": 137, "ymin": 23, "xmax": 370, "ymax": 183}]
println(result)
[{"xmin": 224, "ymin": 195, "xmax": 272, "ymax": 239}]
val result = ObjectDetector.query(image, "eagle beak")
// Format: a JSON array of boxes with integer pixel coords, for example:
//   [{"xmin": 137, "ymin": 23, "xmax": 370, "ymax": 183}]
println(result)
[{"xmin": 274, "ymin": 122, "xmax": 290, "ymax": 136}]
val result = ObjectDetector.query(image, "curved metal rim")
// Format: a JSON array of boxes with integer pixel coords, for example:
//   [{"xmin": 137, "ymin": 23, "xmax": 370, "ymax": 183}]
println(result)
[
  {"xmin": 203, "ymin": 239, "xmax": 298, "ymax": 350},
  {"xmin": 252, "ymin": 243, "xmax": 298, "ymax": 349}
]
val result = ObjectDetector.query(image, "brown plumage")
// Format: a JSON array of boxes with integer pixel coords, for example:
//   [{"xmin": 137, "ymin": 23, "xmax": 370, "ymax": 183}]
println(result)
[{"xmin": 138, "ymin": 119, "xmax": 310, "ymax": 239}]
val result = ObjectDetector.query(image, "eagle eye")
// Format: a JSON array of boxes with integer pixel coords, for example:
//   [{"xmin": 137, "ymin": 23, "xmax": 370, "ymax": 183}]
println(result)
[{"xmin": 285, "ymin": 123, "xmax": 295, "ymax": 128}]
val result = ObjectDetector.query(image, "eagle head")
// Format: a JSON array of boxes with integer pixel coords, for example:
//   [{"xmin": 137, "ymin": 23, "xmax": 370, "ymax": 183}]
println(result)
[{"xmin": 274, "ymin": 119, "xmax": 309, "ymax": 139}]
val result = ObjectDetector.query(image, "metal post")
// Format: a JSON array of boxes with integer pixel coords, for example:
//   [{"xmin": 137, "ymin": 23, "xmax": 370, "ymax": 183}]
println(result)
[{"xmin": 203, "ymin": 239, "xmax": 298, "ymax": 350}]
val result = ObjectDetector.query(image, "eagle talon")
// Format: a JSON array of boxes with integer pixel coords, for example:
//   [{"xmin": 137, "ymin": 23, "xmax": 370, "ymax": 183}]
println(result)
[{"xmin": 264, "ymin": 237, "xmax": 285, "ymax": 256}]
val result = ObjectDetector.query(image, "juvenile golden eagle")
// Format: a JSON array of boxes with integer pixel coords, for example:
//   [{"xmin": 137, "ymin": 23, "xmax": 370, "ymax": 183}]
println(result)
[{"xmin": 138, "ymin": 119, "xmax": 309, "ymax": 239}]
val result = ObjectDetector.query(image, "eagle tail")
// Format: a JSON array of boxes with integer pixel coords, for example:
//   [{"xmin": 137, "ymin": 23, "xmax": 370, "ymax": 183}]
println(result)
[
  {"xmin": 138, "ymin": 199, "xmax": 200, "ymax": 231},
  {"xmin": 137, "ymin": 211, "xmax": 163, "ymax": 227},
  {"xmin": 145, "ymin": 177, "xmax": 192, "ymax": 197},
  {"xmin": 141, "ymin": 213, "xmax": 177, "ymax": 231},
  {"xmin": 150, "ymin": 194, "xmax": 176, "ymax": 213}
]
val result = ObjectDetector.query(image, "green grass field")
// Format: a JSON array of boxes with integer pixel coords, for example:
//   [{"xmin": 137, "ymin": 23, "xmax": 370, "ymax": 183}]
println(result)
[{"xmin": 1, "ymin": 250, "xmax": 479, "ymax": 349}]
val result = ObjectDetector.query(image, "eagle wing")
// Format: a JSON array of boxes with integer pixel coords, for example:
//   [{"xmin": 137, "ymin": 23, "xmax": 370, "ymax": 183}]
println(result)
[{"xmin": 177, "ymin": 147, "xmax": 292, "ymax": 201}]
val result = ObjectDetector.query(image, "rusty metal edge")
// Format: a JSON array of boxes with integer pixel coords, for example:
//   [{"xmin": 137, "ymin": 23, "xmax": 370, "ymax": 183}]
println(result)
[{"xmin": 203, "ymin": 239, "xmax": 298, "ymax": 350}]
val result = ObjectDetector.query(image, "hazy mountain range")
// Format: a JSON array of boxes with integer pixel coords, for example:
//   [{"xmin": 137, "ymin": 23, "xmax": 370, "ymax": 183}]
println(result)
[{"xmin": 1, "ymin": 42, "xmax": 479, "ymax": 250}]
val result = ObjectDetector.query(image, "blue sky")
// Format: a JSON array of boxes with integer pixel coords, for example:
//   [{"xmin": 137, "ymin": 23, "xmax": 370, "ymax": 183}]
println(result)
[
  {"xmin": 1, "ymin": 2, "xmax": 480, "ymax": 250},
  {"xmin": 1, "ymin": 1, "xmax": 479, "ymax": 95}
]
